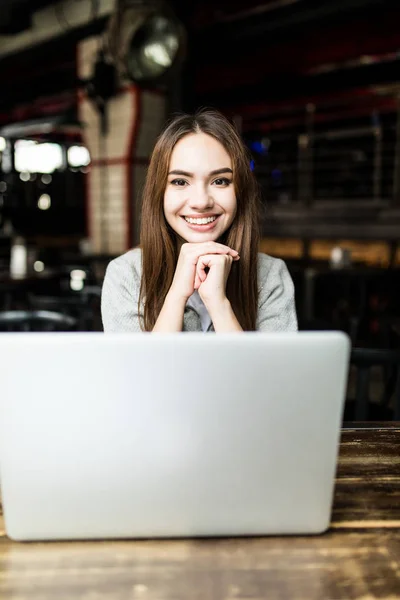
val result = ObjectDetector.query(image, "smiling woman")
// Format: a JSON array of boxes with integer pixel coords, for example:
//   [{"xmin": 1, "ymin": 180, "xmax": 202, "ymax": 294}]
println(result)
[{"xmin": 101, "ymin": 109, "xmax": 298, "ymax": 333}]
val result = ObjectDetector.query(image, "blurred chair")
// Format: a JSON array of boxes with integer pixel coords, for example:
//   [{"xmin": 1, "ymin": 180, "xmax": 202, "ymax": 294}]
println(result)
[
  {"xmin": 28, "ymin": 285, "xmax": 102, "ymax": 331},
  {"xmin": 0, "ymin": 310, "xmax": 78, "ymax": 332},
  {"xmin": 345, "ymin": 348, "xmax": 400, "ymax": 421}
]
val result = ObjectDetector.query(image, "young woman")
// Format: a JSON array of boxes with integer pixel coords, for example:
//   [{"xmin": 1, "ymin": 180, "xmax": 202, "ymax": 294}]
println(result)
[{"xmin": 101, "ymin": 109, "xmax": 297, "ymax": 332}]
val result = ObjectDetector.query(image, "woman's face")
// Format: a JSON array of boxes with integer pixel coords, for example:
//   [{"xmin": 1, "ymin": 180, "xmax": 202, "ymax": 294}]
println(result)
[{"xmin": 163, "ymin": 132, "xmax": 237, "ymax": 243}]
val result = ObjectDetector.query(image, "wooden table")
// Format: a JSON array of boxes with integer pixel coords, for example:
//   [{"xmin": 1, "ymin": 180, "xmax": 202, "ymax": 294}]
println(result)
[{"xmin": 0, "ymin": 425, "xmax": 399, "ymax": 599}]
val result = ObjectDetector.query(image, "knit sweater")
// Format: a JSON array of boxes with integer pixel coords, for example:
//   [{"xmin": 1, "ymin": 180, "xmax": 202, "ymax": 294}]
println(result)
[{"xmin": 101, "ymin": 248, "xmax": 298, "ymax": 332}]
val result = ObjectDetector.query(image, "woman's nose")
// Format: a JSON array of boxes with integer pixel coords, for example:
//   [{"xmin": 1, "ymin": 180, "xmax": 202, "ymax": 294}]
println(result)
[{"xmin": 188, "ymin": 185, "xmax": 214, "ymax": 210}]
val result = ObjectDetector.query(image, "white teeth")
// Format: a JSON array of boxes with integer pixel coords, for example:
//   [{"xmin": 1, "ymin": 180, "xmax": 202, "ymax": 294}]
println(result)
[{"xmin": 184, "ymin": 216, "xmax": 217, "ymax": 225}]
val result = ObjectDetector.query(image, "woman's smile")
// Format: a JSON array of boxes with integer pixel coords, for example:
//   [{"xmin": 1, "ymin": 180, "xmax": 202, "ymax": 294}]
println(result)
[{"xmin": 181, "ymin": 213, "xmax": 221, "ymax": 231}]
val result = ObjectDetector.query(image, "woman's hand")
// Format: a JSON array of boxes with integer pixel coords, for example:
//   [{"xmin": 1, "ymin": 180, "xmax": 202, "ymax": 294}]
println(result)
[
  {"xmin": 196, "ymin": 254, "xmax": 235, "ymax": 309},
  {"xmin": 195, "ymin": 253, "xmax": 243, "ymax": 332},
  {"xmin": 169, "ymin": 242, "xmax": 239, "ymax": 302}
]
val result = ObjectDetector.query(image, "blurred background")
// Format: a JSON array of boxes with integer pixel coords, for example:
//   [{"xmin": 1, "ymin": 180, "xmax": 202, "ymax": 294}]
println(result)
[{"xmin": 0, "ymin": 0, "xmax": 400, "ymax": 419}]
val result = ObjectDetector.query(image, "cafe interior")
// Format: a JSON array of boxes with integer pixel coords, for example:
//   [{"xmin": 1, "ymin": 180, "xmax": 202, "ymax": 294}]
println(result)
[
  {"xmin": 0, "ymin": 1, "xmax": 399, "ymax": 597},
  {"xmin": 0, "ymin": 0, "xmax": 400, "ymax": 422}
]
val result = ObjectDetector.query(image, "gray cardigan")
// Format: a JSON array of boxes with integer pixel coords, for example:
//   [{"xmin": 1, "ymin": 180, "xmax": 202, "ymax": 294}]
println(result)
[{"xmin": 101, "ymin": 248, "xmax": 298, "ymax": 332}]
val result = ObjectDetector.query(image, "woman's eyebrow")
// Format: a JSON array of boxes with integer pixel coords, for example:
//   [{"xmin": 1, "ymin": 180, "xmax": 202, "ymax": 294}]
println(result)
[
  {"xmin": 168, "ymin": 168, "xmax": 233, "ymax": 177},
  {"xmin": 209, "ymin": 168, "xmax": 233, "ymax": 176}
]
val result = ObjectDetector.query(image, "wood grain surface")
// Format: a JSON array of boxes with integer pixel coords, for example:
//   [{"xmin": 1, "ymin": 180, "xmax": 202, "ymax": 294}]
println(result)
[{"xmin": 0, "ymin": 426, "xmax": 399, "ymax": 599}]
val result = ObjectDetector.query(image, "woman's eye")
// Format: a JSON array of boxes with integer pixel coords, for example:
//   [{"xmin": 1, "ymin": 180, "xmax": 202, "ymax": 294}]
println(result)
[
  {"xmin": 213, "ymin": 177, "xmax": 231, "ymax": 186},
  {"xmin": 171, "ymin": 179, "xmax": 187, "ymax": 187}
]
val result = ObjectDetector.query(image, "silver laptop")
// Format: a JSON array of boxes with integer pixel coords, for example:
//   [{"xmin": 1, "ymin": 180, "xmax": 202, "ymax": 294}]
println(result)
[{"xmin": 0, "ymin": 331, "xmax": 350, "ymax": 541}]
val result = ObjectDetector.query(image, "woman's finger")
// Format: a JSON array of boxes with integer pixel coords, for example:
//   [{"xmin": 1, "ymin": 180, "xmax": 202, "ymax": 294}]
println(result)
[
  {"xmin": 185, "ymin": 242, "xmax": 239, "ymax": 261},
  {"xmin": 196, "ymin": 257, "xmax": 209, "ymax": 284},
  {"xmin": 194, "ymin": 272, "xmax": 201, "ymax": 289}
]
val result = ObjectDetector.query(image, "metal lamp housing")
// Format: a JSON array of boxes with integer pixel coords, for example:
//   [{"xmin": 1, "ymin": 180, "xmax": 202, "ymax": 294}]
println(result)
[{"xmin": 114, "ymin": 6, "xmax": 186, "ymax": 84}]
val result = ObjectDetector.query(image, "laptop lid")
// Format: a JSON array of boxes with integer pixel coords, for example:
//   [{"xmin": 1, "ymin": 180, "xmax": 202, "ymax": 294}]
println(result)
[{"xmin": 0, "ymin": 331, "xmax": 350, "ymax": 541}]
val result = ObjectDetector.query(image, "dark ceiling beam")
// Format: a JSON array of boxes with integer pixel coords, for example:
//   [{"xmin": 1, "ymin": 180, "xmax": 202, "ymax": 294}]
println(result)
[
  {"xmin": 194, "ymin": 6, "xmax": 400, "ymax": 95},
  {"xmin": 227, "ymin": 87, "xmax": 394, "ymax": 121},
  {"xmin": 242, "ymin": 97, "xmax": 397, "ymax": 133},
  {"xmin": 215, "ymin": 0, "xmax": 300, "ymax": 23},
  {"xmin": 196, "ymin": 57, "xmax": 400, "ymax": 110},
  {"xmin": 185, "ymin": 0, "xmax": 300, "ymax": 28},
  {"xmin": 190, "ymin": 0, "xmax": 394, "ymax": 55}
]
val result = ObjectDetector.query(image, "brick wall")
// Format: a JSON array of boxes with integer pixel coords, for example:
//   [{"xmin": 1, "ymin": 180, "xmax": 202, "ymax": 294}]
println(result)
[{"xmin": 77, "ymin": 36, "xmax": 166, "ymax": 255}]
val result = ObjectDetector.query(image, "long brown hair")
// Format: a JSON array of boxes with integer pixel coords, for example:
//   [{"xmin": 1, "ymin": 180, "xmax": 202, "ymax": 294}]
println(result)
[{"xmin": 139, "ymin": 108, "xmax": 260, "ymax": 331}]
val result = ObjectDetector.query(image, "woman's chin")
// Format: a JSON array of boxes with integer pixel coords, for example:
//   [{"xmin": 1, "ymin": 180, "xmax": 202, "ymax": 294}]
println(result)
[{"xmin": 183, "ymin": 231, "xmax": 220, "ymax": 244}]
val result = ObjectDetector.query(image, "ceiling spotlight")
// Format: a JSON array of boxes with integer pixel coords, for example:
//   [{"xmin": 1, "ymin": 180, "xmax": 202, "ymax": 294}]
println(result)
[
  {"xmin": 125, "ymin": 13, "xmax": 184, "ymax": 82},
  {"xmin": 106, "ymin": 1, "xmax": 186, "ymax": 84}
]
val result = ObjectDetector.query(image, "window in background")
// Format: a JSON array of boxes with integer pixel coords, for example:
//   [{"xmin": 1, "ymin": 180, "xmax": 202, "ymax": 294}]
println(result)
[
  {"xmin": 14, "ymin": 140, "xmax": 64, "ymax": 174},
  {"xmin": 0, "ymin": 139, "xmax": 87, "ymax": 237}
]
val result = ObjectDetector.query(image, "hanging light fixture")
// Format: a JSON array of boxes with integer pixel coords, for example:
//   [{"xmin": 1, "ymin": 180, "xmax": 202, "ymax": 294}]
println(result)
[
  {"xmin": 83, "ymin": 1, "xmax": 186, "ymax": 133},
  {"xmin": 105, "ymin": 0, "xmax": 186, "ymax": 85}
]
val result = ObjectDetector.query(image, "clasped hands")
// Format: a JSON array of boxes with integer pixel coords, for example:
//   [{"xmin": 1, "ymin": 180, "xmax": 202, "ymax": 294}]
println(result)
[{"xmin": 170, "ymin": 242, "xmax": 240, "ymax": 308}]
